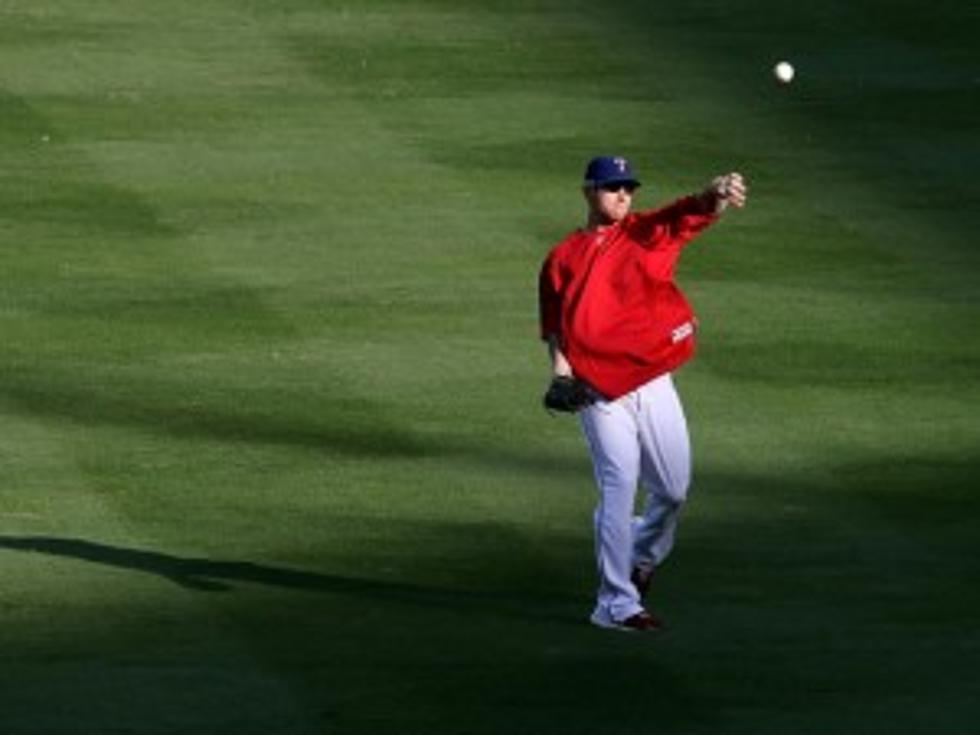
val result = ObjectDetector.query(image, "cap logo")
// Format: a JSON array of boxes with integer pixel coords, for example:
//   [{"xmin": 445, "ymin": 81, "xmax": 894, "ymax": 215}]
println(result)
[{"xmin": 615, "ymin": 157, "xmax": 628, "ymax": 172}]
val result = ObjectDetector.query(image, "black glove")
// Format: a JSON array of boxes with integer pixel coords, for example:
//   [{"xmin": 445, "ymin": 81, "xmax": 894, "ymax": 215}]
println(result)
[{"xmin": 542, "ymin": 376, "xmax": 593, "ymax": 414}]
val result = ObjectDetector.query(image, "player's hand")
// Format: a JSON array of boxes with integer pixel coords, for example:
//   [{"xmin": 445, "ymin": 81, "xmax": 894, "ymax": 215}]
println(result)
[{"xmin": 707, "ymin": 172, "xmax": 748, "ymax": 213}]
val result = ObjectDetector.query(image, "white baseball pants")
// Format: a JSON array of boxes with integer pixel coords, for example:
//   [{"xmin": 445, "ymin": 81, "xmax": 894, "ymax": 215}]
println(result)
[{"xmin": 578, "ymin": 373, "xmax": 691, "ymax": 623}]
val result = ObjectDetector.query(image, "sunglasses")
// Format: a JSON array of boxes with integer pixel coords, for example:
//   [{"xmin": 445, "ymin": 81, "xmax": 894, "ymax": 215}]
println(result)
[{"xmin": 598, "ymin": 182, "xmax": 638, "ymax": 194}]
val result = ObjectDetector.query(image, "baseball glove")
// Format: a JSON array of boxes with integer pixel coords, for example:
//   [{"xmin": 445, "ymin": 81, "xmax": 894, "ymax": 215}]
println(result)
[{"xmin": 542, "ymin": 376, "xmax": 593, "ymax": 414}]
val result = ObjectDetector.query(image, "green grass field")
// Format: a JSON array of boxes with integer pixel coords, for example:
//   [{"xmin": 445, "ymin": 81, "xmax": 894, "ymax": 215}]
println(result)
[{"xmin": 2, "ymin": 1, "xmax": 978, "ymax": 733}]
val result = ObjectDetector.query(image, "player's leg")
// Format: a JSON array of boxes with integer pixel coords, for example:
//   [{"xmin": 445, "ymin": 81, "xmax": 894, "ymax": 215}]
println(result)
[
  {"xmin": 632, "ymin": 373, "xmax": 692, "ymax": 575},
  {"xmin": 579, "ymin": 399, "xmax": 645, "ymax": 623}
]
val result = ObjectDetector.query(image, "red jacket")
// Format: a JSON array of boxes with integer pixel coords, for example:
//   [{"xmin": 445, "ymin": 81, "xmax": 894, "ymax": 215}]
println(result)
[{"xmin": 539, "ymin": 195, "xmax": 718, "ymax": 399}]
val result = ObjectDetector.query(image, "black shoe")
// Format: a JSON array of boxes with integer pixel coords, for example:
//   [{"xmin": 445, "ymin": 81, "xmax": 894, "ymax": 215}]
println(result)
[{"xmin": 591, "ymin": 609, "xmax": 664, "ymax": 632}]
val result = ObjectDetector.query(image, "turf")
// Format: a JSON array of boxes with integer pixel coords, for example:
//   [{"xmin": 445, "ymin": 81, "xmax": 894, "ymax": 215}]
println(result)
[{"xmin": 1, "ymin": 1, "xmax": 978, "ymax": 733}]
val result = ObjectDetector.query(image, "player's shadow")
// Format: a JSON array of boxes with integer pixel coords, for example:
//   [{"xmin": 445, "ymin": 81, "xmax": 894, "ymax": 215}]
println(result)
[
  {"xmin": 0, "ymin": 535, "xmax": 430, "ymax": 598},
  {"xmin": 0, "ymin": 535, "xmax": 571, "ymax": 621}
]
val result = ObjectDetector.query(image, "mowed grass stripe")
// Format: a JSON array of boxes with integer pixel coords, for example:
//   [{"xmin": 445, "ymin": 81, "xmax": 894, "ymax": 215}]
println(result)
[
  {"xmin": 2, "ymin": 2, "xmax": 591, "ymax": 712},
  {"xmin": 0, "ymin": 2, "xmax": 442, "ymax": 723},
  {"xmin": 0, "ymin": 8, "xmax": 338, "ymax": 722}
]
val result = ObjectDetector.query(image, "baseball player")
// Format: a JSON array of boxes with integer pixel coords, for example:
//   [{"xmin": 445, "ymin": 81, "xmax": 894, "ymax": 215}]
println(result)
[{"xmin": 539, "ymin": 156, "xmax": 747, "ymax": 632}]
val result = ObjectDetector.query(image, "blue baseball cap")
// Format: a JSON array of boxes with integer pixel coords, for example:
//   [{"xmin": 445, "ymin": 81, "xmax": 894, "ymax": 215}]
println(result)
[{"xmin": 583, "ymin": 156, "xmax": 641, "ymax": 188}]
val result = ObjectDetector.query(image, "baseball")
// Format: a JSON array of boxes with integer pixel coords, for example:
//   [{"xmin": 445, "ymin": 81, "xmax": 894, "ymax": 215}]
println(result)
[{"xmin": 774, "ymin": 61, "xmax": 795, "ymax": 84}]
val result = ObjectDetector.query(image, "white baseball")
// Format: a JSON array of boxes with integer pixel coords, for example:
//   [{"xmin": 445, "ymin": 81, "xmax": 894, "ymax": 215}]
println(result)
[{"xmin": 774, "ymin": 61, "xmax": 795, "ymax": 84}]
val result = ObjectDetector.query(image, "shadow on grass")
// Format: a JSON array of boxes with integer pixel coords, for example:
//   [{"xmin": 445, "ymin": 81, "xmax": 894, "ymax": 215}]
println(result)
[
  {"xmin": 0, "ymin": 534, "xmax": 447, "ymax": 597},
  {"xmin": 4, "ymin": 460, "xmax": 979, "ymax": 735},
  {"xmin": 1, "ymin": 368, "xmax": 435, "ymax": 459},
  {"xmin": 0, "ymin": 367, "xmax": 588, "ymax": 480},
  {"xmin": 0, "ymin": 535, "xmax": 364, "ymax": 593},
  {"xmin": 0, "ymin": 537, "xmax": 712, "ymax": 735},
  {"xmin": 0, "ymin": 535, "xmax": 582, "ymax": 623}
]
